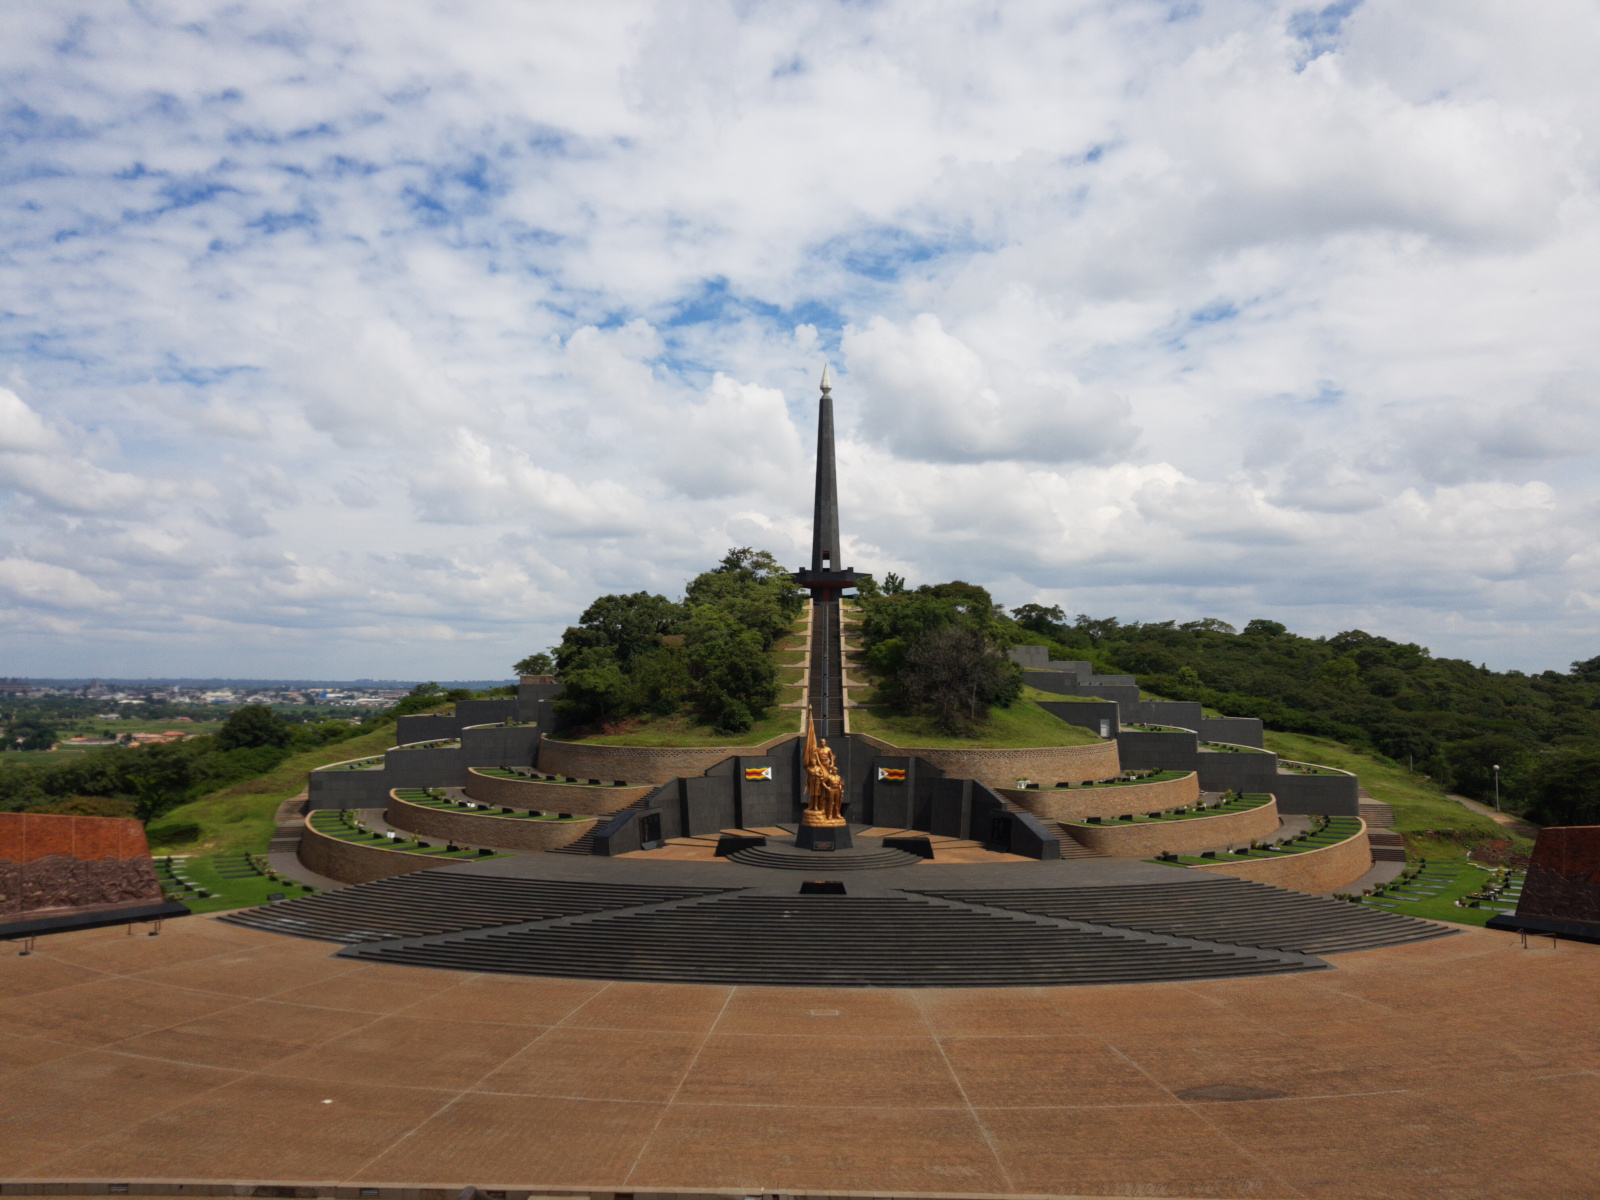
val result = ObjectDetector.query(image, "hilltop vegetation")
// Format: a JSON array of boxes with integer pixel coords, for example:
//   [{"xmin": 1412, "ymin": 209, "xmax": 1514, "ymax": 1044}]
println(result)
[
  {"xmin": 1007, "ymin": 607, "xmax": 1600, "ymax": 825},
  {"xmin": 545, "ymin": 548, "xmax": 805, "ymax": 737}
]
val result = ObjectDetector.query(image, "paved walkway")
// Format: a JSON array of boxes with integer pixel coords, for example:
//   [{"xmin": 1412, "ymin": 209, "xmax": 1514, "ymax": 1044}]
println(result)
[
  {"xmin": 2, "ymin": 913, "xmax": 1596, "ymax": 1197},
  {"xmin": 1449, "ymin": 793, "xmax": 1540, "ymax": 838}
]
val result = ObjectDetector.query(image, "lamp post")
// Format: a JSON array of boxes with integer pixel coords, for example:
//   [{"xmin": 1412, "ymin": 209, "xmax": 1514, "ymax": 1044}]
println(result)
[{"xmin": 1493, "ymin": 763, "xmax": 1500, "ymax": 812}]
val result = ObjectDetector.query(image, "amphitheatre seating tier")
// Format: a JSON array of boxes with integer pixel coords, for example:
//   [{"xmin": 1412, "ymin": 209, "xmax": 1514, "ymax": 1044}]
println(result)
[
  {"xmin": 850, "ymin": 732, "xmax": 1121, "ymax": 790},
  {"xmin": 463, "ymin": 768, "xmax": 652, "ymax": 814},
  {"xmin": 1058, "ymin": 795, "xmax": 1281, "ymax": 857},
  {"xmin": 385, "ymin": 790, "xmax": 596, "ymax": 852},
  {"xmin": 998, "ymin": 771, "xmax": 1199, "ymax": 821},
  {"xmin": 339, "ymin": 892, "xmax": 1320, "ymax": 987},
  {"xmin": 913, "ymin": 876, "xmax": 1444, "ymax": 956},
  {"xmin": 537, "ymin": 732, "xmax": 797, "ymax": 786},
  {"xmin": 1193, "ymin": 816, "xmax": 1373, "ymax": 893},
  {"xmin": 220, "ymin": 871, "xmax": 735, "ymax": 943}
]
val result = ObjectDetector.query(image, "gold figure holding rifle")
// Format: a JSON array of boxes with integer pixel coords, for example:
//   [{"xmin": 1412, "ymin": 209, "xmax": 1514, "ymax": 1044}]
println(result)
[{"xmin": 801, "ymin": 715, "xmax": 846, "ymax": 827}]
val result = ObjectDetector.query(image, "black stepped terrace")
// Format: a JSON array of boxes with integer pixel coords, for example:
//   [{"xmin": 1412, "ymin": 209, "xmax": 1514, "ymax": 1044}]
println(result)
[
  {"xmin": 725, "ymin": 842, "xmax": 922, "ymax": 871},
  {"xmin": 337, "ymin": 893, "xmax": 1321, "ymax": 987},
  {"xmin": 217, "ymin": 872, "xmax": 735, "ymax": 944},
  {"xmin": 911, "ymin": 878, "xmax": 1452, "ymax": 956}
]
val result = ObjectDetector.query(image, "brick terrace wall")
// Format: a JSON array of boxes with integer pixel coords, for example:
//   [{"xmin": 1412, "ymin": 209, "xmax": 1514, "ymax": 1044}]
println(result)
[
  {"xmin": 1516, "ymin": 825, "xmax": 1600, "ymax": 923},
  {"xmin": 0, "ymin": 811, "xmax": 151, "ymax": 863},
  {"xmin": 298, "ymin": 816, "xmax": 447, "ymax": 885},
  {"xmin": 385, "ymin": 793, "xmax": 594, "ymax": 851},
  {"xmin": 851, "ymin": 734, "xmax": 1121, "ymax": 790},
  {"xmin": 463, "ymin": 770, "xmax": 652, "ymax": 815},
  {"xmin": 1063, "ymin": 798, "xmax": 1281, "ymax": 858},
  {"xmin": 1193, "ymin": 820, "xmax": 1372, "ymax": 894},
  {"xmin": 537, "ymin": 732, "xmax": 799, "ymax": 786},
  {"xmin": 999, "ymin": 772, "xmax": 1200, "ymax": 821}
]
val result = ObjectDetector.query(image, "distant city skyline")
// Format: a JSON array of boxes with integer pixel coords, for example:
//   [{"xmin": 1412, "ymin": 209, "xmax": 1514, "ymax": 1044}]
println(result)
[{"xmin": 3, "ymin": 2, "xmax": 1598, "ymax": 677}]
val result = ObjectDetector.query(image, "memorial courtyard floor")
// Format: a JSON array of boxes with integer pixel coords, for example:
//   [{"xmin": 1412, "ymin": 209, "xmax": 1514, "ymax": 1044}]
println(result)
[{"xmin": 1, "ymin": 914, "xmax": 1596, "ymax": 1200}]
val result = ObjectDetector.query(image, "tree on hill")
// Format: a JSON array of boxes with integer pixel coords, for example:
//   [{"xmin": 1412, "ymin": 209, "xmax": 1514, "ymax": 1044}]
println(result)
[
  {"xmin": 216, "ymin": 704, "xmax": 290, "ymax": 751},
  {"xmin": 551, "ymin": 548, "xmax": 795, "ymax": 734},
  {"xmin": 513, "ymin": 650, "xmax": 556, "ymax": 676},
  {"xmin": 857, "ymin": 581, "xmax": 1022, "ymax": 733},
  {"xmin": 996, "ymin": 606, "xmax": 1600, "ymax": 815}
]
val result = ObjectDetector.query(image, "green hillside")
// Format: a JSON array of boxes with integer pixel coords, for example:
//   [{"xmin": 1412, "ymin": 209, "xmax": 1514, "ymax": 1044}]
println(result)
[{"xmin": 1006, "ymin": 608, "xmax": 1600, "ymax": 827}]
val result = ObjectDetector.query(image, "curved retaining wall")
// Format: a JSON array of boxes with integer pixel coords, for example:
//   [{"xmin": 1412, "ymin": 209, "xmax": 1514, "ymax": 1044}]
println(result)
[
  {"xmin": 463, "ymin": 770, "xmax": 651, "ymax": 815},
  {"xmin": 1063, "ymin": 798, "xmax": 1281, "ymax": 858},
  {"xmin": 537, "ymin": 732, "xmax": 798, "ymax": 786},
  {"xmin": 851, "ymin": 733, "xmax": 1121, "ymax": 791},
  {"xmin": 999, "ymin": 772, "xmax": 1199, "ymax": 821},
  {"xmin": 1194, "ymin": 819, "xmax": 1373, "ymax": 894},
  {"xmin": 385, "ymin": 792, "xmax": 594, "ymax": 852},
  {"xmin": 297, "ymin": 816, "xmax": 441, "ymax": 885}
]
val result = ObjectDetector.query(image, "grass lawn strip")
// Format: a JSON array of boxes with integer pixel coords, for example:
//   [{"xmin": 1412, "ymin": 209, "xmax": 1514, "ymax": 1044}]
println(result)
[
  {"xmin": 849, "ymin": 696, "xmax": 1103, "ymax": 748},
  {"xmin": 1064, "ymin": 791, "xmax": 1269, "ymax": 827},
  {"xmin": 1351, "ymin": 861, "xmax": 1523, "ymax": 927},
  {"xmin": 1158, "ymin": 815, "xmax": 1364, "ymax": 864},
  {"xmin": 309, "ymin": 808, "xmax": 507, "ymax": 860},
  {"xmin": 394, "ymin": 788, "xmax": 592, "ymax": 821},
  {"xmin": 155, "ymin": 853, "xmax": 317, "ymax": 914}
]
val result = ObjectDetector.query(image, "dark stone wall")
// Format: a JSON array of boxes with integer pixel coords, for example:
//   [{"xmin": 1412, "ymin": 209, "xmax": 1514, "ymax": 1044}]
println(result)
[
  {"xmin": 382, "ymin": 746, "xmax": 469, "ymax": 788},
  {"xmin": 459, "ymin": 723, "xmax": 541, "ymax": 769},
  {"xmin": 456, "ymin": 699, "xmax": 517, "ymax": 727},
  {"xmin": 306, "ymin": 766, "xmax": 390, "ymax": 810},
  {"xmin": 395, "ymin": 714, "xmax": 462, "ymax": 745},
  {"xmin": 1139, "ymin": 701, "xmax": 1204, "ymax": 730},
  {"xmin": 1117, "ymin": 729, "xmax": 1199, "ymax": 772},
  {"xmin": 1273, "ymin": 773, "xmax": 1360, "ymax": 816},
  {"xmin": 1200, "ymin": 716, "xmax": 1265, "ymax": 748},
  {"xmin": 1037, "ymin": 699, "xmax": 1119, "ymax": 739},
  {"xmin": 1196, "ymin": 748, "xmax": 1281, "ymax": 794}
]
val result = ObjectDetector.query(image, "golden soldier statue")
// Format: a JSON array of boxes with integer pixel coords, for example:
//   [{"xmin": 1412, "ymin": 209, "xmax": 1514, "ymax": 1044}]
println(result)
[{"xmin": 802, "ymin": 716, "xmax": 846, "ymax": 827}]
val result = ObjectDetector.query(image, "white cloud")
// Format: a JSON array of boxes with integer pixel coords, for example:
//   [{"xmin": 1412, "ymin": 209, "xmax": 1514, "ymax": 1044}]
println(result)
[
  {"xmin": 0, "ymin": 0, "xmax": 1598, "ymax": 675},
  {"xmin": 0, "ymin": 557, "xmax": 119, "ymax": 610}
]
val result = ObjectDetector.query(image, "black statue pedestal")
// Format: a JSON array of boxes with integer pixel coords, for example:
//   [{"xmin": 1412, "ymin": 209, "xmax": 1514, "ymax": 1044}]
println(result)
[{"xmin": 795, "ymin": 821, "xmax": 853, "ymax": 851}]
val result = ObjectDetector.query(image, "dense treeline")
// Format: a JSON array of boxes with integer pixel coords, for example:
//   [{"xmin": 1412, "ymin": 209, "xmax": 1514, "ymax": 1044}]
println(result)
[
  {"xmin": 856, "ymin": 577, "xmax": 1023, "ymax": 733},
  {"xmin": 0, "ymin": 705, "xmax": 370, "ymax": 822},
  {"xmin": 543, "ymin": 548, "xmax": 804, "ymax": 734},
  {"xmin": 1007, "ymin": 606, "xmax": 1600, "ymax": 826}
]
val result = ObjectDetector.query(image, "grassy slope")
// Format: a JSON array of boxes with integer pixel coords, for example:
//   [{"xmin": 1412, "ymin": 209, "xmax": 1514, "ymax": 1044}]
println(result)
[
  {"xmin": 1263, "ymin": 730, "xmax": 1527, "ymax": 862},
  {"xmin": 147, "ymin": 723, "xmax": 402, "ymax": 856},
  {"xmin": 1022, "ymin": 684, "xmax": 1104, "ymax": 704},
  {"xmin": 850, "ymin": 697, "xmax": 1103, "ymax": 749}
]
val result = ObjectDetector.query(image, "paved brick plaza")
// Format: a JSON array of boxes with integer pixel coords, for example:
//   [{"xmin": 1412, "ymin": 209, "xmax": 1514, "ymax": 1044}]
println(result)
[{"xmin": 1, "ymin": 914, "xmax": 1596, "ymax": 1199}]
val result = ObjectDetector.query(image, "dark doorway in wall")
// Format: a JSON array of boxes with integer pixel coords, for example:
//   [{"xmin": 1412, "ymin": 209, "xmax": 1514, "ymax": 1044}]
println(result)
[{"xmin": 640, "ymin": 811, "xmax": 662, "ymax": 849}]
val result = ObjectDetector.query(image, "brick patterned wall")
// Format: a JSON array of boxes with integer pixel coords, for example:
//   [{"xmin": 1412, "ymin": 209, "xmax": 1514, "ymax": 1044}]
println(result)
[
  {"xmin": 463, "ymin": 770, "xmax": 652, "ymax": 815},
  {"xmin": 999, "ymin": 772, "xmax": 1200, "ymax": 821},
  {"xmin": 385, "ymin": 793, "xmax": 594, "ymax": 851},
  {"xmin": 0, "ymin": 856, "xmax": 162, "ymax": 915},
  {"xmin": 1192, "ymin": 820, "xmax": 1372, "ymax": 894},
  {"xmin": 537, "ymin": 732, "xmax": 798, "ymax": 786},
  {"xmin": 851, "ymin": 733, "xmax": 1120, "ymax": 790},
  {"xmin": 297, "ymin": 817, "xmax": 445, "ymax": 885},
  {"xmin": 0, "ymin": 812, "xmax": 151, "ymax": 864},
  {"xmin": 1517, "ymin": 826, "xmax": 1600, "ymax": 922},
  {"xmin": 1060, "ymin": 798, "xmax": 1281, "ymax": 858}
]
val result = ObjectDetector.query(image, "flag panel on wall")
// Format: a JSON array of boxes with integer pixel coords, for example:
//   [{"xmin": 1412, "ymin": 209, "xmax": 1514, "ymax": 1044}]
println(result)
[
  {"xmin": 877, "ymin": 767, "xmax": 907, "ymax": 782},
  {"xmin": 744, "ymin": 766, "xmax": 773, "ymax": 781}
]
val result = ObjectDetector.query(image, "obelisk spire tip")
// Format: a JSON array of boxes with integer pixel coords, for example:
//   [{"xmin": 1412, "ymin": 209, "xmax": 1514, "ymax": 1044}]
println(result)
[{"xmin": 819, "ymin": 362, "xmax": 832, "ymax": 394}]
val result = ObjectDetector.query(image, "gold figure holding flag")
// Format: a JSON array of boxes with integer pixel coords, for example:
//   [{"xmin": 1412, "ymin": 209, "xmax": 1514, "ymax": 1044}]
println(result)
[{"xmin": 801, "ymin": 715, "xmax": 846, "ymax": 827}]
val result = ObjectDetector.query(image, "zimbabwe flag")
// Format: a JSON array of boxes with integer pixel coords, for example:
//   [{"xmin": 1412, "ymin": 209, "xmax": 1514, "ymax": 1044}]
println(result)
[
  {"xmin": 744, "ymin": 766, "xmax": 773, "ymax": 781},
  {"xmin": 877, "ymin": 767, "xmax": 907, "ymax": 782}
]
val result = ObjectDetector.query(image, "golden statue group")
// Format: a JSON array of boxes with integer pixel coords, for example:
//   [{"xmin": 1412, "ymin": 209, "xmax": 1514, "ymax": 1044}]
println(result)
[{"xmin": 801, "ymin": 716, "xmax": 846, "ymax": 828}]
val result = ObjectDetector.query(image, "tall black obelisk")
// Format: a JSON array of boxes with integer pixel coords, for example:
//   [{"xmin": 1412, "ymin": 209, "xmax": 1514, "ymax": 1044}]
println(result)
[{"xmin": 794, "ymin": 364, "xmax": 858, "ymax": 603}]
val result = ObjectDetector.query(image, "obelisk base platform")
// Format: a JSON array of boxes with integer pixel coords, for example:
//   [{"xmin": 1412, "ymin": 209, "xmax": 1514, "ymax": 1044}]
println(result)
[{"xmin": 795, "ymin": 821, "xmax": 853, "ymax": 851}]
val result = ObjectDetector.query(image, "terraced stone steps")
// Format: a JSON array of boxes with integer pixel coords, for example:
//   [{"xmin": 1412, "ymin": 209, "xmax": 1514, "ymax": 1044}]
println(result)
[
  {"xmin": 1368, "ymin": 829, "xmax": 1408, "ymax": 862},
  {"xmin": 725, "ymin": 844, "xmax": 922, "ymax": 871},
  {"xmin": 911, "ymin": 879, "xmax": 1451, "ymax": 956},
  {"xmin": 339, "ymin": 894, "xmax": 1319, "ymax": 987},
  {"xmin": 218, "ymin": 873, "xmax": 734, "ymax": 944}
]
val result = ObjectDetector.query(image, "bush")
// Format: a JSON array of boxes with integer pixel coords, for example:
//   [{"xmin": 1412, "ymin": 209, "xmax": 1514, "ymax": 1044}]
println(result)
[
  {"xmin": 216, "ymin": 705, "xmax": 291, "ymax": 751},
  {"xmin": 146, "ymin": 817, "xmax": 202, "ymax": 845}
]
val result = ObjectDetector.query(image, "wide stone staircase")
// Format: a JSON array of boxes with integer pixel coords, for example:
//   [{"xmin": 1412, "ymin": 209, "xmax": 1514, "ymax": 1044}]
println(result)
[
  {"xmin": 335, "ymin": 892, "xmax": 1324, "ymax": 987},
  {"xmin": 912, "ymin": 878, "xmax": 1450, "ymax": 957},
  {"xmin": 218, "ymin": 872, "xmax": 734, "ymax": 944}
]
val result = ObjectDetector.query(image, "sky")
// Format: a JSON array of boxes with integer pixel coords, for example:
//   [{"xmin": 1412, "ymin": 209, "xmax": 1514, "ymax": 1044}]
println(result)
[{"xmin": 2, "ymin": 0, "xmax": 1599, "ymax": 679}]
